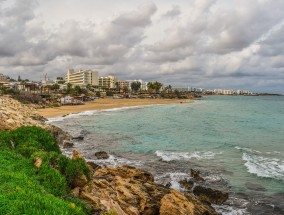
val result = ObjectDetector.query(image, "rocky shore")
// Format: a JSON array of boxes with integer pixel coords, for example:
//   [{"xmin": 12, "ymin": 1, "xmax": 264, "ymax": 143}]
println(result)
[{"xmin": 1, "ymin": 96, "xmax": 228, "ymax": 214}]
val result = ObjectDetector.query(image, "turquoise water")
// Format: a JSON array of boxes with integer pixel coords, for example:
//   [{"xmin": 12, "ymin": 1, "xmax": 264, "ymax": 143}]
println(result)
[{"xmin": 50, "ymin": 96, "xmax": 284, "ymax": 214}]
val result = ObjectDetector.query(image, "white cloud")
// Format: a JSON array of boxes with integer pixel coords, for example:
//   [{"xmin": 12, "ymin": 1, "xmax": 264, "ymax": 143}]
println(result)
[{"xmin": 0, "ymin": 0, "xmax": 284, "ymax": 93}]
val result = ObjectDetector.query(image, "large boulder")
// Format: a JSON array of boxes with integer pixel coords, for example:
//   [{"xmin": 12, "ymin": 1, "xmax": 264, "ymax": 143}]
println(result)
[
  {"xmin": 193, "ymin": 186, "xmax": 228, "ymax": 205},
  {"xmin": 160, "ymin": 190, "xmax": 218, "ymax": 215},
  {"xmin": 95, "ymin": 151, "xmax": 109, "ymax": 159}
]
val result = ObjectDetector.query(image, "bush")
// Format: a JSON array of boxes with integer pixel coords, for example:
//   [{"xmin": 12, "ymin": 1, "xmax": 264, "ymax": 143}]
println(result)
[
  {"xmin": 0, "ymin": 127, "xmax": 93, "ymax": 214},
  {"xmin": 0, "ymin": 126, "xmax": 60, "ymax": 156}
]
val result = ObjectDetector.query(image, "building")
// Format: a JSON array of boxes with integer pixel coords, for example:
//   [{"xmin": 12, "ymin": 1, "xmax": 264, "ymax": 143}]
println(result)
[
  {"xmin": 99, "ymin": 75, "xmax": 117, "ymax": 89},
  {"xmin": 65, "ymin": 69, "xmax": 99, "ymax": 87},
  {"xmin": 0, "ymin": 73, "xmax": 9, "ymax": 82},
  {"xmin": 117, "ymin": 80, "xmax": 130, "ymax": 89}
]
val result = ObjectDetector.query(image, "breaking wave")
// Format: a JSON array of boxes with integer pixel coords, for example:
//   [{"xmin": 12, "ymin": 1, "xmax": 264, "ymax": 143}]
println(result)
[
  {"xmin": 242, "ymin": 153, "xmax": 284, "ymax": 181},
  {"xmin": 155, "ymin": 150, "xmax": 221, "ymax": 162}
]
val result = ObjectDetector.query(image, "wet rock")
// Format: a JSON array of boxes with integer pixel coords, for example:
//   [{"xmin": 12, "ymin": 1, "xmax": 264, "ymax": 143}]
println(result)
[
  {"xmin": 87, "ymin": 161, "xmax": 101, "ymax": 172},
  {"xmin": 95, "ymin": 151, "xmax": 109, "ymax": 159},
  {"xmin": 245, "ymin": 182, "xmax": 267, "ymax": 191},
  {"xmin": 49, "ymin": 125, "xmax": 71, "ymax": 145},
  {"xmin": 191, "ymin": 169, "xmax": 205, "ymax": 181},
  {"xmin": 72, "ymin": 135, "xmax": 84, "ymax": 141},
  {"xmin": 63, "ymin": 140, "xmax": 74, "ymax": 148},
  {"xmin": 193, "ymin": 185, "xmax": 229, "ymax": 205},
  {"xmin": 165, "ymin": 182, "xmax": 172, "ymax": 188},
  {"xmin": 179, "ymin": 179, "xmax": 195, "ymax": 190}
]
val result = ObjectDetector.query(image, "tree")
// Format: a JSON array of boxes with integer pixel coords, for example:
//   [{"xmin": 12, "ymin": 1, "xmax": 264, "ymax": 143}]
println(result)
[
  {"xmin": 50, "ymin": 84, "xmax": 60, "ymax": 92},
  {"xmin": 152, "ymin": 81, "xmax": 163, "ymax": 93},
  {"xmin": 74, "ymin": 85, "xmax": 82, "ymax": 95},
  {"xmin": 131, "ymin": 81, "xmax": 141, "ymax": 93},
  {"xmin": 86, "ymin": 84, "xmax": 92, "ymax": 91},
  {"xmin": 66, "ymin": 83, "xmax": 73, "ymax": 94}
]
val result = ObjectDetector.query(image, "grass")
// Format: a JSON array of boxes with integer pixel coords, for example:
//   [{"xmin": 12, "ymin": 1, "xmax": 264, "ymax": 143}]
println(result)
[{"xmin": 0, "ymin": 126, "xmax": 92, "ymax": 215}]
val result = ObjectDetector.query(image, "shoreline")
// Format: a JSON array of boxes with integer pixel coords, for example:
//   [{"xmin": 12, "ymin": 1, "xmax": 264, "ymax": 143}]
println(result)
[{"xmin": 37, "ymin": 98, "xmax": 191, "ymax": 118}]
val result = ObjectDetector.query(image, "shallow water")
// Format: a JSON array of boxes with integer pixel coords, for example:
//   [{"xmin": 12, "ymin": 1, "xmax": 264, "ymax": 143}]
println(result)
[{"xmin": 50, "ymin": 96, "xmax": 284, "ymax": 214}]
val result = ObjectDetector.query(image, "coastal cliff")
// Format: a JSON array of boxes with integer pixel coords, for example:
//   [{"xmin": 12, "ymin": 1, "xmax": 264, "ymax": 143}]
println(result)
[{"xmin": 0, "ymin": 96, "xmax": 223, "ymax": 215}]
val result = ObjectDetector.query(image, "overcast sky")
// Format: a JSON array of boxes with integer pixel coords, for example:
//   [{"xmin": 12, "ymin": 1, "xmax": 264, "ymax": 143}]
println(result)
[{"xmin": 1, "ymin": 0, "xmax": 284, "ymax": 93}]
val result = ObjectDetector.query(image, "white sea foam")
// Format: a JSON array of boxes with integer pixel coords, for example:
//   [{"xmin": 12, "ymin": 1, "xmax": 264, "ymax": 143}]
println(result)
[
  {"xmin": 86, "ymin": 154, "xmax": 143, "ymax": 167},
  {"xmin": 242, "ymin": 153, "xmax": 284, "ymax": 180},
  {"xmin": 155, "ymin": 150, "xmax": 221, "ymax": 161},
  {"xmin": 235, "ymin": 146, "xmax": 262, "ymax": 154},
  {"xmin": 213, "ymin": 205, "xmax": 249, "ymax": 215},
  {"xmin": 155, "ymin": 172, "xmax": 189, "ymax": 191}
]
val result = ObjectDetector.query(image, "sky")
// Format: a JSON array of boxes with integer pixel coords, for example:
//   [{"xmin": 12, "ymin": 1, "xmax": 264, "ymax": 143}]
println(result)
[{"xmin": 1, "ymin": 0, "xmax": 284, "ymax": 93}]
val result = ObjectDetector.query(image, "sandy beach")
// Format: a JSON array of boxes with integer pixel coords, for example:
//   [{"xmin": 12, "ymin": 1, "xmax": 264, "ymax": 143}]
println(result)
[{"xmin": 37, "ymin": 98, "xmax": 189, "ymax": 118}]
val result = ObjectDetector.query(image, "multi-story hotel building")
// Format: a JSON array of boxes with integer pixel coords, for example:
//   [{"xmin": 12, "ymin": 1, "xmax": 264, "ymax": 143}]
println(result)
[
  {"xmin": 99, "ymin": 75, "xmax": 117, "ymax": 89},
  {"xmin": 65, "ymin": 69, "xmax": 99, "ymax": 87}
]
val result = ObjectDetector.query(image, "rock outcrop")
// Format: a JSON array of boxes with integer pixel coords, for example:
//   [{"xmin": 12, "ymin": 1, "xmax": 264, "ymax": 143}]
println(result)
[
  {"xmin": 77, "ymin": 165, "xmax": 219, "ymax": 215},
  {"xmin": 0, "ymin": 96, "xmax": 48, "ymax": 130},
  {"xmin": 193, "ymin": 185, "xmax": 228, "ymax": 205},
  {"xmin": 95, "ymin": 151, "xmax": 110, "ymax": 159}
]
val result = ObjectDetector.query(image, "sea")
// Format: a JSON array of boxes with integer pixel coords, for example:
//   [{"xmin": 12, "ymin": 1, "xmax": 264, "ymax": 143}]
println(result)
[{"xmin": 48, "ymin": 96, "xmax": 284, "ymax": 215}]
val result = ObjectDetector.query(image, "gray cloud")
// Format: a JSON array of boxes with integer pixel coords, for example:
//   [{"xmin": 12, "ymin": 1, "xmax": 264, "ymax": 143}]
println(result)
[{"xmin": 0, "ymin": 0, "xmax": 284, "ymax": 93}]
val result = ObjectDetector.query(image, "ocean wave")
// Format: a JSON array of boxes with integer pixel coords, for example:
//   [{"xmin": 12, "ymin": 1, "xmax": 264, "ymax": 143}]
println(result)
[
  {"xmin": 155, "ymin": 172, "xmax": 189, "ymax": 191},
  {"xmin": 235, "ymin": 146, "xmax": 281, "ymax": 155},
  {"xmin": 242, "ymin": 153, "xmax": 284, "ymax": 180},
  {"xmin": 155, "ymin": 150, "xmax": 221, "ymax": 162},
  {"xmin": 86, "ymin": 154, "xmax": 143, "ymax": 167},
  {"xmin": 235, "ymin": 146, "xmax": 262, "ymax": 154}
]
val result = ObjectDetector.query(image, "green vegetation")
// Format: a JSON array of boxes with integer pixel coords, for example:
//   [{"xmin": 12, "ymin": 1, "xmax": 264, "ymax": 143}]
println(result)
[
  {"xmin": 130, "ymin": 81, "xmax": 141, "ymax": 93},
  {"xmin": 0, "ymin": 126, "xmax": 91, "ymax": 215}
]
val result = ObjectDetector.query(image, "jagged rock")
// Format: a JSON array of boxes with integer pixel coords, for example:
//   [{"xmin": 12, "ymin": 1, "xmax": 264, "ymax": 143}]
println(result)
[
  {"xmin": 87, "ymin": 161, "xmax": 101, "ymax": 172},
  {"xmin": 191, "ymin": 169, "xmax": 205, "ymax": 181},
  {"xmin": 160, "ymin": 190, "xmax": 218, "ymax": 215},
  {"xmin": 70, "ymin": 174, "xmax": 88, "ymax": 188},
  {"xmin": 72, "ymin": 187, "xmax": 81, "ymax": 197},
  {"xmin": 34, "ymin": 156, "xmax": 42, "ymax": 168},
  {"xmin": 63, "ymin": 140, "xmax": 74, "ymax": 148},
  {"xmin": 193, "ymin": 186, "xmax": 228, "ymax": 205},
  {"xmin": 95, "ymin": 151, "xmax": 109, "ymax": 159},
  {"xmin": 72, "ymin": 150, "xmax": 83, "ymax": 159},
  {"xmin": 72, "ymin": 135, "xmax": 84, "ymax": 141},
  {"xmin": 179, "ymin": 179, "xmax": 195, "ymax": 190},
  {"xmin": 79, "ymin": 166, "xmax": 218, "ymax": 215},
  {"xmin": 49, "ymin": 125, "xmax": 71, "ymax": 145}
]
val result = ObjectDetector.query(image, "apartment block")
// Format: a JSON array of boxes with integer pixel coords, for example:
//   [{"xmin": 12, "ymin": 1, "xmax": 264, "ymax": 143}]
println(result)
[
  {"xmin": 99, "ymin": 75, "xmax": 117, "ymax": 89},
  {"xmin": 65, "ymin": 69, "xmax": 99, "ymax": 87}
]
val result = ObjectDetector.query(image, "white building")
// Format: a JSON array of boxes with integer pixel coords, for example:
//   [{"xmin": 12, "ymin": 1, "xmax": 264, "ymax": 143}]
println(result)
[
  {"xmin": 65, "ymin": 69, "xmax": 99, "ymax": 87},
  {"xmin": 99, "ymin": 75, "xmax": 117, "ymax": 88}
]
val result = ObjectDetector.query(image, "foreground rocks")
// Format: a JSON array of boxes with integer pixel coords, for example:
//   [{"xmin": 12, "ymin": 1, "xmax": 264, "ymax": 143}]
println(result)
[{"xmin": 78, "ymin": 165, "xmax": 219, "ymax": 215}]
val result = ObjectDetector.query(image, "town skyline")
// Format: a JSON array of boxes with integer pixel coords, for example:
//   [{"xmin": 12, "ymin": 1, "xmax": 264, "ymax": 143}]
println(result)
[{"xmin": 1, "ymin": 0, "xmax": 284, "ymax": 93}]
